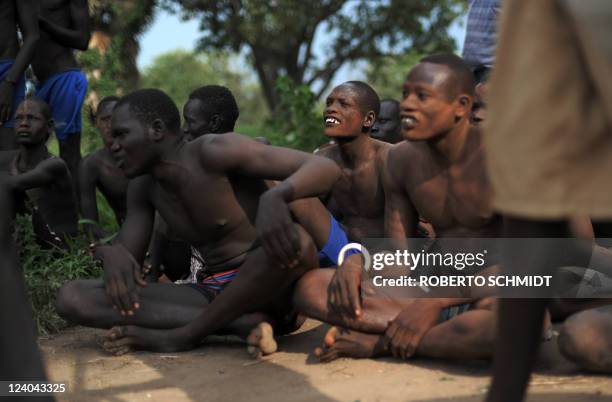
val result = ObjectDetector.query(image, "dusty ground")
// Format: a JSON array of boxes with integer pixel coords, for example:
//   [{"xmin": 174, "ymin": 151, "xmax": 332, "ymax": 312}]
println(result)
[{"xmin": 41, "ymin": 320, "xmax": 612, "ymax": 402}]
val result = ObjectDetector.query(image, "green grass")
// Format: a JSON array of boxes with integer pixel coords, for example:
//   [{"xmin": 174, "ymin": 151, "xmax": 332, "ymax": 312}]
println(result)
[{"xmin": 15, "ymin": 214, "xmax": 103, "ymax": 335}]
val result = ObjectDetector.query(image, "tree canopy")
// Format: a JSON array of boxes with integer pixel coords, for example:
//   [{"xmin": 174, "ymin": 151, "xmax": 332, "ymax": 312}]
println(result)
[{"xmin": 161, "ymin": 0, "xmax": 464, "ymax": 112}]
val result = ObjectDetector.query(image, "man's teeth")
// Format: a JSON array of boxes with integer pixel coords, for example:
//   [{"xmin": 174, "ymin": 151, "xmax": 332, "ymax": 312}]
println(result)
[
  {"xmin": 401, "ymin": 117, "xmax": 416, "ymax": 128},
  {"xmin": 325, "ymin": 117, "xmax": 340, "ymax": 125}
]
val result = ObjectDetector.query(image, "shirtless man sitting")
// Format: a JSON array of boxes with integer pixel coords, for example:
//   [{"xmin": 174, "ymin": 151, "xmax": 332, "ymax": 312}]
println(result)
[
  {"xmin": 1, "ymin": 97, "xmax": 78, "ymax": 247},
  {"xmin": 55, "ymin": 88, "xmax": 340, "ymax": 355},
  {"xmin": 79, "ymin": 96, "xmax": 127, "ymax": 240},
  {"xmin": 296, "ymin": 54, "xmax": 508, "ymax": 363}
]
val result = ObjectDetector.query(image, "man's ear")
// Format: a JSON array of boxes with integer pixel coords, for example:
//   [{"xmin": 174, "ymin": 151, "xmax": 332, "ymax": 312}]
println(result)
[
  {"xmin": 455, "ymin": 94, "xmax": 472, "ymax": 119},
  {"xmin": 363, "ymin": 110, "xmax": 376, "ymax": 129},
  {"xmin": 149, "ymin": 118, "xmax": 166, "ymax": 142},
  {"xmin": 209, "ymin": 114, "xmax": 221, "ymax": 133},
  {"xmin": 47, "ymin": 119, "xmax": 55, "ymax": 141}
]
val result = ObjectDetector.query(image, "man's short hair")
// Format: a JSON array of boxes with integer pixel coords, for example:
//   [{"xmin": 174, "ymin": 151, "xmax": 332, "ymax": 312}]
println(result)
[
  {"xmin": 419, "ymin": 53, "xmax": 476, "ymax": 98},
  {"xmin": 116, "ymin": 89, "xmax": 181, "ymax": 132},
  {"xmin": 380, "ymin": 98, "xmax": 400, "ymax": 109},
  {"xmin": 188, "ymin": 85, "xmax": 239, "ymax": 132},
  {"xmin": 344, "ymin": 81, "xmax": 380, "ymax": 118},
  {"xmin": 97, "ymin": 96, "xmax": 120, "ymax": 113},
  {"xmin": 23, "ymin": 96, "xmax": 52, "ymax": 121}
]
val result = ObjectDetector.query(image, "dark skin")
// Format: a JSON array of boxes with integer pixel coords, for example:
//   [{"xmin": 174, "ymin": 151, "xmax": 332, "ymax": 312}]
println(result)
[
  {"xmin": 32, "ymin": 0, "xmax": 90, "ymax": 201},
  {"xmin": 371, "ymin": 100, "xmax": 402, "ymax": 144},
  {"xmin": 3, "ymin": 100, "xmax": 78, "ymax": 245},
  {"xmin": 315, "ymin": 83, "xmax": 392, "ymax": 319},
  {"xmin": 0, "ymin": 0, "xmax": 40, "ymax": 150},
  {"xmin": 182, "ymin": 97, "xmax": 331, "ymax": 258},
  {"xmin": 296, "ymin": 63, "xmax": 504, "ymax": 362},
  {"xmin": 56, "ymin": 101, "xmax": 340, "ymax": 353},
  {"xmin": 310, "ymin": 63, "xmax": 612, "ymax": 366},
  {"xmin": 319, "ymin": 83, "xmax": 390, "ymax": 243},
  {"xmin": 0, "ymin": 179, "xmax": 53, "ymax": 399},
  {"xmin": 80, "ymin": 100, "xmax": 129, "ymax": 240}
]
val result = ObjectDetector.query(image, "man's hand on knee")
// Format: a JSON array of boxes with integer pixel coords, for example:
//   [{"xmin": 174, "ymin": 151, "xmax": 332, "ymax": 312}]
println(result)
[
  {"xmin": 96, "ymin": 244, "xmax": 147, "ymax": 315},
  {"xmin": 328, "ymin": 253, "xmax": 363, "ymax": 318},
  {"xmin": 257, "ymin": 190, "xmax": 301, "ymax": 269}
]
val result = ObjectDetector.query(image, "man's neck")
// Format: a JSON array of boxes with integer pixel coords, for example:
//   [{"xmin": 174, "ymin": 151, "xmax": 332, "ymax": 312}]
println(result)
[
  {"xmin": 336, "ymin": 134, "xmax": 375, "ymax": 168},
  {"xmin": 151, "ymin": 135, "xmax": 186, "ymax": 182},
  {"xmin": 18, "ymin": 145, "xmax": 50, "ymax": 170},
  {"xmin": 430, "ymin": 119, "xmax": 471, "ymax": 163}
]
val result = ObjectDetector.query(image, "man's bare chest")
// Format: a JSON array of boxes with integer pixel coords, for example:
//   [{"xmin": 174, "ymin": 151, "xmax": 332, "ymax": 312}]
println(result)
[
  {"xmin": 409, "ymin": 167, "xmax": 492, "ymax": 230},
  {"xmin": 333, "ymin": 161, "xmax": 384, "ymax": 216},
  {"xmin": 151, "ymin": 172, "xmax": 245, "ymax": 243}
]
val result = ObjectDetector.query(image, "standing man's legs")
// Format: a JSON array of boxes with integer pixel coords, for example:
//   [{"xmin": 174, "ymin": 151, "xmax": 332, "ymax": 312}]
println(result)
[{"xmin": 35, "ymin": 70, "xmax": 87, "ymax": 206}]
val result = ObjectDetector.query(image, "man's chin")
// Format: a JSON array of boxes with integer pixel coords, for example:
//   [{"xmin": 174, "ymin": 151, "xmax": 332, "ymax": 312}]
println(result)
[{"xmin": 324, "ymin": 130, "xmax": 358, "ymax": 139}]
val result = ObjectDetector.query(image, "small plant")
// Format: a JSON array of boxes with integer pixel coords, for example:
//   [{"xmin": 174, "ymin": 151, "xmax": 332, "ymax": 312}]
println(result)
[
  {"xmin": 266, "ymin": 76, "xmax": 326, "ymax": 152},
  {"xmin": 14, "ymin": 214, "xmax": 103, "ymax": 335}
]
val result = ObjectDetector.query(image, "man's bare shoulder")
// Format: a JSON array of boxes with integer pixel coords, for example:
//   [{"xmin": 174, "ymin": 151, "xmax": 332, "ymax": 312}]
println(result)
[
  {"xmin": 314, "ymin": 142, "xmax": 340, "ymax": 161},
  {"xmin": 80, "ymin": 149, "xmax": 105, "ymax": 170},
  {"xmin": 190, "ymin": 132, "xmax": 260, "ymax": 170}
]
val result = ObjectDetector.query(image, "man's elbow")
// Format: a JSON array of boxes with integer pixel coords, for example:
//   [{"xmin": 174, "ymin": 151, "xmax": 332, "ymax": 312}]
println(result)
[
  {"xmin": 322, "ymin": 158, "xmax": 341, "ymax": 182},
  {"xmin": 22, "ymin": 32, "xmax": 40, "ymax": 50}
]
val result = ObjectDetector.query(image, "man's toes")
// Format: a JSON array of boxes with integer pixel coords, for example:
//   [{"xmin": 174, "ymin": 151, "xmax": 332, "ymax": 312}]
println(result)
[
  {"xmin": 107, "ymin": 326, "xmax": 125, "ymax": 340},
  {"xmin": 111, "ymin": 345, "xmax": 133, "ymax": 356},
  {"xmin": 246, "ymin": 322, "xmax": 277, "ymax": 358},
  {"xmin": 319, "ymin": 347, "xmax": 339, "ymax": 363},
  {"xmin": 323, "ymin": 326, "xmax": 340, "ymax": 347}
]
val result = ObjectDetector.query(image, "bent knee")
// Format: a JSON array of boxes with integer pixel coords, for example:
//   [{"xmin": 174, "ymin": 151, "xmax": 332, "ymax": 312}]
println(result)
[
  {"xmin": 295, "ymin": 224, "xmax": 318, "ymax": 271},
  {"xmin": 559, "ymin": 310, "xmax": 612, "ymax": 372},
  {"xmin": 55, "ymin": 281, "xmax": 88, "ymax": 321},
  {"xmin": 293, "ymin": 269, "xmax": 334, "ymax": 312}
]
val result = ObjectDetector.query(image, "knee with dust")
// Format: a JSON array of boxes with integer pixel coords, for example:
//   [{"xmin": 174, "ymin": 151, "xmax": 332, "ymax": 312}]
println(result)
[
  {"xmin": 558, "ymin": 309, "xmax": 612, "ymax": 372},
  {"xmin": 293, "ymin": 269, "xmax": 330, "ymax": 313}
]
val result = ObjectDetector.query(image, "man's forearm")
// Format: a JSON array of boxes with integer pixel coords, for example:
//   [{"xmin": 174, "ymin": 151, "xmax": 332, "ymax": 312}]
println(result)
[{"xmin": 270, "ymin": 158, "xmax": 340, "ymax": 202}]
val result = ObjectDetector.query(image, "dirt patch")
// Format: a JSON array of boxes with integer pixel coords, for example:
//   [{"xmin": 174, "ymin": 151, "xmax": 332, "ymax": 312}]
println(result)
[{"xmin": 40, "ymin": 320, "xmax": 612, "ymax": 402}]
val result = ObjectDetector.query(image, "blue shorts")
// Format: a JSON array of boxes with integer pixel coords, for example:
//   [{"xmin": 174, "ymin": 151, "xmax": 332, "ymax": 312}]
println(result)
[
  {"xmin": 318, "ymin": 213, "xmax": 359, "ymax": 267},
  {"xmin": 0, "ymin": 59, "xmax": 26, "ymax": 128},
  {"xmin": 35, "ymin": 69, "xmax": 87, "ymax": 140}
]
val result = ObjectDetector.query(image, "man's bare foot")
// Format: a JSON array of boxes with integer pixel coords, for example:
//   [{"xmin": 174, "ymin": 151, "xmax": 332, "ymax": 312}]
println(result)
[
  {"xmin": 314, "ymin": 326, "xmax": 385, "ymax": 363},
  {"xmin": 104, "ymin": 326, "xmax": 136, "ymax": 356},
  {"xmin": 103, "ymin": 326, "xmax": 197, "ymax": 355},
  {"xmin": 246, "ymin": 322, "xmax": 278, "ymax": 358}
]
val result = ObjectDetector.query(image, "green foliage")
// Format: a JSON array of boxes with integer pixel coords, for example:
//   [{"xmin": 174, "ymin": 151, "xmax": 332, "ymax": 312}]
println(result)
[
  {"xmin": 365, "ymin": 51, "xmax": 423, "ymax": 101},
  {"xmin": 141, "ymin": 49, "xmax": 268, "ymax": 127},
  {"xmin": 163, "ymin": 0, "xmax": 465, "ymax": 111},
  {"xmin": 264, "ymin": 76, "xmax": 325, "ymax": 152},
  {"xmin": 14, "ymin": 215, "xmax": 103, "ymax": 335}
]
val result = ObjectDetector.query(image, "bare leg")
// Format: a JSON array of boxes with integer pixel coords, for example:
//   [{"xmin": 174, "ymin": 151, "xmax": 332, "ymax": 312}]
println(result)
[
  {"xmin": 101, "ymin": 224, "xmax": 318, "ymax": 353},
  {"xmin": 558, "ymin": 305, "xmax": 612, "ymax": 372},
  {"xmin": 0, "ymin": 179, "xmax": 52, "ymax": 400},
  {"xmin": 486, "ymin": 218, "xmax": 569, "ymax": 402},
  {"xmin": 296, "ymin": 268, "xmax": 500, "ymax": 361}
]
